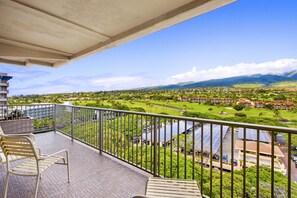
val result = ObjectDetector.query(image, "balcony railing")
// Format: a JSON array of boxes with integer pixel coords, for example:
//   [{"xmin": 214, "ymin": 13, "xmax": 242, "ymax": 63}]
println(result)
[
  {"xmin": 1, "ymin": 104, "xmax": 297, "ymax": 198},
  {"xmin": 0, "ymin": 104, "xmax": 55, "ymax": 133}
]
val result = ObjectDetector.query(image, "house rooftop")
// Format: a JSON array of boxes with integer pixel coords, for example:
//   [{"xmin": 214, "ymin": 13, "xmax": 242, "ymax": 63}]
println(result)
[{"xmin": 235, "ymin": 140, "xmax": 284, "ymax": 158}]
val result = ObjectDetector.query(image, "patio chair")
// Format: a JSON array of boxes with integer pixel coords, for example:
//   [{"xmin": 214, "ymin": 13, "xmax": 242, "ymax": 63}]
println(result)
[
  {"xmin": 0, "ymin": 134, "xmax": 70, "ymax": 198},
  {"xmin": 0, "ymin": 126, "xmax": 37, "ymax": 165},
  {"xmin": 132, "ymin": 177, "xmax": 202, "ymax": 198}
]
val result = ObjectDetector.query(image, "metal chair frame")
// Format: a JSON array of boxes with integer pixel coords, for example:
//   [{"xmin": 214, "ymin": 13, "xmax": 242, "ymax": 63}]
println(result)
[{"xmin": 0, "ymin": 135, "xmax": 70, "ymax": 198}]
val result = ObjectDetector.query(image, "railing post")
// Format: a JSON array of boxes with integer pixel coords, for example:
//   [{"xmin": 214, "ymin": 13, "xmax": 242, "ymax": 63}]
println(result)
[
  {"xmin": 99, "ymin": 110, "xmax": 103, "ymax": 154},
  {"xmin": 153, "ymin": 117, "xmax": 158, "ymax": 177},
  {"xmin": 71, "ymin": 106, "xmax": 74, "ymax": 142},
  {"xmin": 54, "ymin": 104, "xmax": 57, "ymax": 133}
]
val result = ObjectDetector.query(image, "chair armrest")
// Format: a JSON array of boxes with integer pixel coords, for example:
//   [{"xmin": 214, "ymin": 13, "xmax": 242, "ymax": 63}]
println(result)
[
  {"xmin": 35, "ymin": 147, "xmax": 42, "ymax": 156},
  {"xmin": 39, "ymin": 149, "xmax": 68, "ymax": 160}
]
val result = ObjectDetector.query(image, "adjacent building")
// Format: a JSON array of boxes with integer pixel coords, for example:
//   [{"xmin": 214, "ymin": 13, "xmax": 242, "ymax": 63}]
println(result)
[
  {"xmin": 0, "ymin": 73, "xmax": 12, "ymax": 119},
  {"xmin": 141, "ymin": 121, "xmax": 195, "ymax": 146},
  {"xmin": 235, "ymin": 128, "xmax": 286, "ymax": 173},
  {"xmin": 0, "ymin": 73, "xmax": 12, "ymax": 106},
  {"xmin": 22, "ymin": 104, "xmax": 55, "ymax": 119}
]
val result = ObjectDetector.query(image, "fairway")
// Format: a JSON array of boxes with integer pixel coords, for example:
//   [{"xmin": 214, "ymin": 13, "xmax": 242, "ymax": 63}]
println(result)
[{"xmin": 76, "ymin": 99, "xmax": 297, "ymax": 127}]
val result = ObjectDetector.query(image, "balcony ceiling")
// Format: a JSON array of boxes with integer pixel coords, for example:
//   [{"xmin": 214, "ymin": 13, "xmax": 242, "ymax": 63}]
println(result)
[{"xmin": 0, "ymin": 0, "xmax": 235, "ymax": 67}]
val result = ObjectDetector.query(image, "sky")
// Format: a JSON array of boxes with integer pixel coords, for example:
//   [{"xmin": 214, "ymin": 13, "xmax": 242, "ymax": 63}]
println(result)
[{"xmin": 1, "ymin": 0, "xmax": 297, "ymax": 96}]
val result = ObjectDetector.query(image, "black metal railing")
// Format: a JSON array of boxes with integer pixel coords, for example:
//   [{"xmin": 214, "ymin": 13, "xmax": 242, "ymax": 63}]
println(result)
[
  {"xmin": 1, "ymin": 104, "xmax": 297, "ymax": 197},
  {"xmin": 54, "ymin": 104, "xmax": 297, "ymax": 198}
]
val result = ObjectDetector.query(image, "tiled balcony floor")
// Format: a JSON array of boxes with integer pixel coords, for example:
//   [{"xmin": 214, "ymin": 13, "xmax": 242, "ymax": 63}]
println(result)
[{"xmin": 0, "ymin": 132, "xmax": 150, "ymax": 198}]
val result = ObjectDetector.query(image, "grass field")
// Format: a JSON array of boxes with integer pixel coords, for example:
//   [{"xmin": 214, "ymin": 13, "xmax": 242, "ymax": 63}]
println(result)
[
  {"xmin": 142, "ymin": 100, "xmax": 297, "ymax": 120},
  {"xmin": 117, "ymin": 100, "xmax": 181, "ymax": 115},
  {"xmin": 76, "ymin": 100, "xmax": 182, "ymax": 116},
  {"xmin": 233, "ymin": 83, "xmax": 265, "ymax": 88},
  {"xmin": 76, "ymin": 99, "xmax": 297, "ymax": 123},
  {"xmin": 271, "ymin": 81, "xmax": 297, "ymax": 88}
]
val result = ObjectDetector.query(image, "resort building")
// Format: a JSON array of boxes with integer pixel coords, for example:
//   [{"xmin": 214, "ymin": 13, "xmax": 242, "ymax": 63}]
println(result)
[
  {"xmin": 193, "ymin": 124, "xmax": 229, "ymax": 154},
  {"xmin": 271, "ymin": 101, "xmax": 294, "ymax": 110},
  {"xmin": 191, "ymin": 97, "xmax": 208, "ymax": 103},
  {"xmin": 237, "ymin": 98, "xmax": 252, "ymax": 107},
  {"xmin": 0, "ymin": 73, "xmax": 12, "ymax": 106},
  {"xmin": 235, "ymin": 128, "xmax": 286, "ymax": 173},
  {"xmin": 210, "ymin": 98, "xmax": 233, "ymax": 104},
  {"xmin": 142, "ymin": 121, "xmax": 195, "ymax": 146},
  {"xmin": 252, "ymin": 101, "xmax": 266, "ymax": 108},
  {"xmin": 0, "ymin": 73, "xmax": 12, "ymax": 119},
  {"xmin": 22, "ymin": 104, "xmax": 55, "ymax": 119}
]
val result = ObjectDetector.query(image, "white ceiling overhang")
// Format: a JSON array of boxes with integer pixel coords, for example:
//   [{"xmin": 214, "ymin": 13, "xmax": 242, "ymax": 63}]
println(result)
[{"xmin": 0, "ymin": 0, "xmax": 236, "ymax": 67}]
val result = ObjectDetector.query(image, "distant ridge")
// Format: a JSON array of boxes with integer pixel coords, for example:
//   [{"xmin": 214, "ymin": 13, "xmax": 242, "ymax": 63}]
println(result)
[
  {"xmin": 286, "ymin": 69, "xmax": 297, "ymax": 78},
  {"xmin": 142, "ymin": 70, "xmax": 297, "ymax": 90}
]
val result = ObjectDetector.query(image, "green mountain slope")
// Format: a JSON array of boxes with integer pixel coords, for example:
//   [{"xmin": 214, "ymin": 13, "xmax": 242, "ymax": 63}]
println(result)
[{"xmin": 142, "ymin": 70, "xmax": 297, "ymax": 90}]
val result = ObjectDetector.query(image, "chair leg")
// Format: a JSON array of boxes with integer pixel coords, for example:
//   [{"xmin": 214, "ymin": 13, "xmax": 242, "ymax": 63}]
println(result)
[
  {"xmin": 34, "ymin": 174, "xmax": 41, "ymax": 198},
  {"xmin": 3, "ymin": 172, "xmax": 9, "ymax": 198},
  {"xmin": 67, "ymin": 163, "xmax": 70, "ymax": 183},
  {"xmin": 66, "ymin": 151, "xmax": 70, "ymax": 183}
]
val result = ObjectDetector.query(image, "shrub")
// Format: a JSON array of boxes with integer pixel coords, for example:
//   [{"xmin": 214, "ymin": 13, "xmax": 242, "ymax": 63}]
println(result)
[
  {"xmin": 131, "ymin": 107, "xmax": 146, "ymax": 112},
  {"xmin": 235, "ymin": 112, "xmax": 247, "ymax": 117},
  {"xmin": 233, "ymin": 103, "xmax": 245, "ymax": 111}
]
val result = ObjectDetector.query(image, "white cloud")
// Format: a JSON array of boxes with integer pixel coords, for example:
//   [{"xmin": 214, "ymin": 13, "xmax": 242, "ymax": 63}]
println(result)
[
  {"xmin": 168, "ymin": 59, "xmax": 297, "ymax": 84},
  {"xmin": 10, "ymin": 75, "xmax": 154, "ymax": 95},
  {"xmin": 91, "ymin": 76, "xmax": 143, "ymax": 89},
  {"xmin": 8, "ymin": 58, "xmax": 297, "ymax": 95}
]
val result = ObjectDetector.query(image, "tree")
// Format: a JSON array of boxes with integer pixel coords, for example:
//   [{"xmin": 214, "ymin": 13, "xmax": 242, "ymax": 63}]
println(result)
[
  {"xmin": 265, "ymin": 103, "xmax": 274, "ymax": 110},
  {"xmin": 233, "ymin": 103, "xmax": 245, "ymax": 111},
  {"xmin": 273, "ymin": 109, "xmax": 282, "ymax": 120},
  {"xmin": 274, "ymin": 94, "xmax": 287, "ymax": 101}
]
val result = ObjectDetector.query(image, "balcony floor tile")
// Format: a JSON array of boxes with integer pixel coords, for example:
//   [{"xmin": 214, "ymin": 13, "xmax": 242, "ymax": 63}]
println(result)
[{"xmin": 0, "ymin": 132, "xmax": 150, "ymax": 198}]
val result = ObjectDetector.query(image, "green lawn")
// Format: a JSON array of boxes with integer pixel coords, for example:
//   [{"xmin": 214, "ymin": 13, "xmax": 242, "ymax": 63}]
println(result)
[
  {"xmin": 140, "ymin": 100, "xmax": 296, "ymax": 121},
  {"xmin": 120, "ymin": 100, "xmax": 181, "ymax": 115},
  {"xmin": 233, "ymin": 83, "xmax": 265, "ymax": 88},
  {"xmin": 271, "ymin": 81, "xmax": 297, "ymax": 88},
  {"xmin": 75, "ymin": 99, "xmax": 297, "ymax": 127}
]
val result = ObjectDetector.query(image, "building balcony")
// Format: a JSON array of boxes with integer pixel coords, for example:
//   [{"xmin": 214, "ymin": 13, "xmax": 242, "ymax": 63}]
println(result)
[
  {"xmin": 0, "ymin": 104, "xmax": 297, "ymax": 198},
  {"xmin": 0, "ymin": 83, "xmax": 9, "ymax": 87},
  {"xmin": 0, "ymin": 98, "xmax": 7, "ymax": 102},
  {"xmin": 0, "ymin": 90, "xmax": 7, "ymax": 94}
]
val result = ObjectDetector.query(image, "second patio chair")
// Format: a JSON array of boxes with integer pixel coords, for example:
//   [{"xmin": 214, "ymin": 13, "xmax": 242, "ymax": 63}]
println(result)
[{"xmin": 0, "ymin": 134, "xmax": 70, "ymax": 198}]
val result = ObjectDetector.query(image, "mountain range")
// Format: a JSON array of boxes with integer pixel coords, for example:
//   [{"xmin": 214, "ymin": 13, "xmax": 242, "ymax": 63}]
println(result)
[{"xmin": 143, "ymin": 70, "xmax": 297, "ymax": 90}]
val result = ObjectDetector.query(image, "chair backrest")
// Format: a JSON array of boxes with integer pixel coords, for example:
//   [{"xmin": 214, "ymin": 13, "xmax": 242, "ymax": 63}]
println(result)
[{"xmin": 0, "ymin": 135, "xmax": 37, "ymax": 159}]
